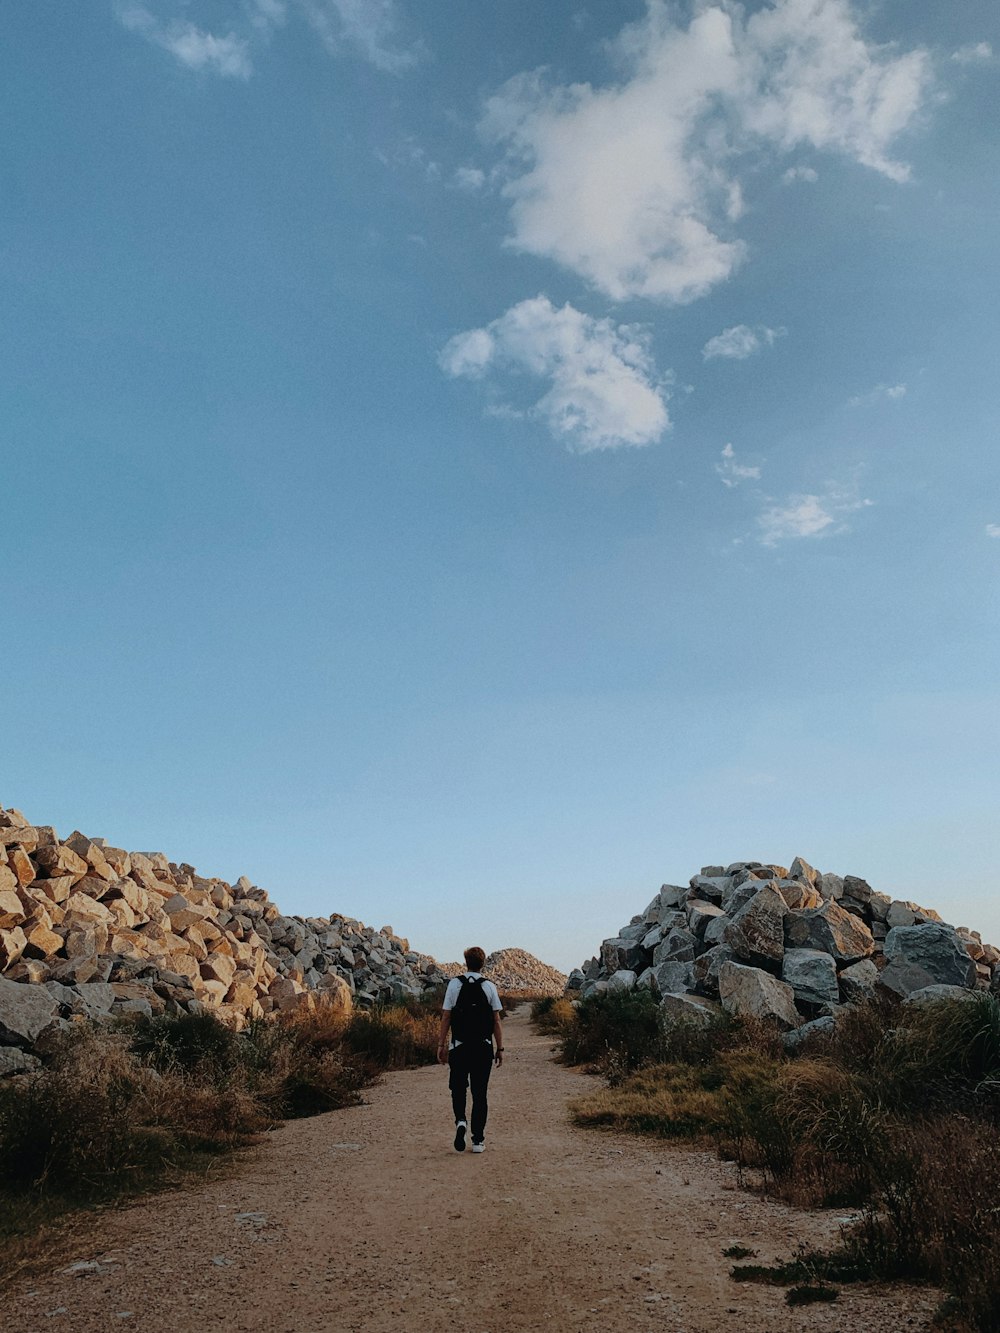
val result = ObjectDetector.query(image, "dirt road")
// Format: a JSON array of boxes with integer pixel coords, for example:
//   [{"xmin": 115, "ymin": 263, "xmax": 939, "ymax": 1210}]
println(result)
[{"xmin": 11, "ymin": 1007, "xmax": 938, "ymax": 1332}]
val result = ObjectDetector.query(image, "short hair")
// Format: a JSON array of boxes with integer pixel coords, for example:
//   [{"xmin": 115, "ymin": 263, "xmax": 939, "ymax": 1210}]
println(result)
[{"xmin": 464, "ymin": 946, "xmax": 486, "ymax": 972}]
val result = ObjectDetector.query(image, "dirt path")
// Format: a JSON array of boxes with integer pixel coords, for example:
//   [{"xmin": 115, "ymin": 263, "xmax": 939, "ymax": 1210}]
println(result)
[{"xmin": 11, "ymin": 1008, "xmax": 938, "ymax": 1333}]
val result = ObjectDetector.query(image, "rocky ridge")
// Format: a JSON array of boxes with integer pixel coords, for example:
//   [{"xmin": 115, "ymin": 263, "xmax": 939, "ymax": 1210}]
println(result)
[
  {"xmin": 568, "ymin": 857, "xmax": 1000, "ymax": 1038},
  {"xmin": 0, "ymin": 805, "xmax": 458, "ymax": 1060}
]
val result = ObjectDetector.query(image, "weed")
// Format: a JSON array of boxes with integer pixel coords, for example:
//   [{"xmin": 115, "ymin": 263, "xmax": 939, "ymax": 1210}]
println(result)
[{"xmin": 786, "ymin": 1285, "xmax": 838, "ymax": 1305}]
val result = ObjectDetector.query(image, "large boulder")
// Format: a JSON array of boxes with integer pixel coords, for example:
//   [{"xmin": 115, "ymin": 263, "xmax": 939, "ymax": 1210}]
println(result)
[
  {"xmin": 653, "ymin": 885, "xmax": 689, "ymax": 918},
  {"xmin": 693, "ymin": 944, "xmax": 734, "ymax": 997},
  {"xmin": 788, "ymin": 856, "xmax": 820, "ymax": 886},
  {"xmin": 904, "ymin": 985, "xmax": 980, "ymax": 1007},
  {"xmin": 783, "ymin": 1014, "xmax": 836, "ymax": 1053},
  {"xmin": 601, "ymin": 937, "xmax": 647, "ymax": 973},
  {"xmin": 722, "ymin": 876, "xmax": 768, "ymax": 917},
  {"xmin": 877, "ymin": 958, "xmax": 938, "ymax": 1000},
  {"xmin": 703, "ymin": 913, "xmax": 731, "ymax": 947},
  {"xmin": 653, "ymin": 928, "xmax": 698, "ymax": 965},
  {"xmin": 0, "ymin": 975, "xmax": 59, "ymax": 1045},
  {"xmin": 775, "ymin": 880, "xmax": 823, "ymax": 912},
  {"xmin": 0, "ymin": 1046, "xmax": 42, "ymax": 1077},
  {"xmin": 33, "ymin": 844, "xmax": 88, "ymax": 881},
  {"xmin": 886, "ymin": 901, "xmax": 917, "ymax": 929},
  {"xmin": 688, "ymin": 875, "xmax": 730, "ymax": 904},
  {"xmin": 724, "ymin": 886, "xmax": 787, "ymax": 967},
  {"xmin": 660, "ymin": 992, "xmax": 720, "ymax": 1027},
  {"xmin": 838, "ymin": 958, "xmax": 880, "ymax": 1002},
  {"xmin": 718, "ymin": 961, "xmax": 801, "ymax": 1031},
  {"xmin": 652, "ymin": 960, "xmax": 695, "ymax": 995},
  {"xmin": 687, "ymin": 900, "xmax": 726, "ymax": 940},
  {"xmin": 607, "ymin": 969, "xmax": 637, "ymax": 992},
  {"xmin": 0, "ymin": 891, "xmax": 25, "ymax": 929},
  {"xmin": 781, "ymin": 948, "xmax": 839, "ymax": 1007},
  {"xmin": 784, "ymin": 901, "xmax": 874, "ymax": 964},
  {"xmin": 884, "ymin": 923, "xmax": 977, "ymax": 989}
]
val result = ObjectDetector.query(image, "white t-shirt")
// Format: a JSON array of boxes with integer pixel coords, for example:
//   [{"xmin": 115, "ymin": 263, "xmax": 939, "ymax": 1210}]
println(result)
[{"xmin": 442, "ymin": 973, "xmax": 502, "ymax": 1048}]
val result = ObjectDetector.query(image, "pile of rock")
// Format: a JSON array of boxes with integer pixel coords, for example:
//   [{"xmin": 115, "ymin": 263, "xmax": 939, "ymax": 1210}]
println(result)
[
  {"xmin": 483, "ymin": 948, "xmax": 566, "ymax": 996},
  {"xmin": 567, "ymin": 857, "xmax": 999, "ymax": 1038},
  {"xmin": 0, "ymin": 805, "xmax": 456, "ymax": 1059}
]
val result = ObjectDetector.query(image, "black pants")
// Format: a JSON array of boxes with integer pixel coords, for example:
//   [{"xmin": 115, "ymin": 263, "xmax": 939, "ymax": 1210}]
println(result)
[{"xmin": 448, "ymin": 1042, "xmax": 494, "ymax": 1141}]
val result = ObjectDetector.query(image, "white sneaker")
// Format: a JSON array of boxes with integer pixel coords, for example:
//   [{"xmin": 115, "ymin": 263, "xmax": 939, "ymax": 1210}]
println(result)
[
  {"xmin": 454, "ymin": 1122, "xmax": 467, "ymax": 1152},
  {"xmin": 471, "ymin": 1140, "xmax": 485, "ymax": 1153}
]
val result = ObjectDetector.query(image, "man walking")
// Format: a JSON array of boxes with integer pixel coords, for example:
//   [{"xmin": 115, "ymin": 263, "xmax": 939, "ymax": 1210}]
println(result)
[{"xmin": 438, "ymin": 947, "xmax": 504, "ymax": 1153}]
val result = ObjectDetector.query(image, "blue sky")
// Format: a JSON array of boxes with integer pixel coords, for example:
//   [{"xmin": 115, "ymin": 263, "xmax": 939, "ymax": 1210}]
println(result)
[{"xmin": 2, "ymin": 1, "xmax": 998, "ymax": 971}]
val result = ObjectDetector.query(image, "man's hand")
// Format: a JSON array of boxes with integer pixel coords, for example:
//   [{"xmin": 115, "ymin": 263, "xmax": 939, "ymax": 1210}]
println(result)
[
  {"xmin": 437, "ymin": 1042, "xmax": 449, "ymax": 1065},
  {"xmin": 494, "ymin": 1047, "xmax": 504, "ymax": 1068}
]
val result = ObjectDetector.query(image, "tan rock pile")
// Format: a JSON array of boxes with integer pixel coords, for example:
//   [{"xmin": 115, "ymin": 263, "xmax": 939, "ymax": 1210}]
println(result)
[
  {"xmin": 0, "ymin": 805, "xmax": 454, "ymax": 1050},
  {"xmin": 484, "ymin": 947, "xmax": 567, "ymax": 996}
]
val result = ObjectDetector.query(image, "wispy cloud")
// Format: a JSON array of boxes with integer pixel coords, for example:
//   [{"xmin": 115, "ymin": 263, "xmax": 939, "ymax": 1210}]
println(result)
[
  {"xmin": 117, "ymin": 5, "xmax": 252, "ymax": 77},
  {"xmin": 716, "ymin": 443, "xmax": 761, "ymax": 488},
  {"xmin": 758, "ymin": 483, "xmax": 872, "ymax": 546},
  {"xmin": 783, "ymin": 165, "xmax": 818, "ymax": 183},
  {"xmin": 439, "ymin": 296, "xmax": 670, "ymax": 452},
  {"xmin": 375, "ymin": 137, "xmax": 440, "ymax": 181},
  {"xmin": 986, "ymin": 524, "xmax": 1000, "ymax": 539},
  {"xmin": 483, "ymin": 0, "xmax": 929, "ymax": 303},
  {"xmin": 702, "ymin": 324, "xmax": 784, "ymax": 361},
  {"xmin": 117, "ymin": 0, "xmax": 421, "ymax": 76},
  {"xmin": 297, "ymin": 0, "xmax": 423, "ymax": 73},
  {"xmin": 952, "ymin": 42, "xmax": 994, "ymax": 65},
  {"xmin": 847, "ymin": 382, "xmax": 907, "ymax": 407}
]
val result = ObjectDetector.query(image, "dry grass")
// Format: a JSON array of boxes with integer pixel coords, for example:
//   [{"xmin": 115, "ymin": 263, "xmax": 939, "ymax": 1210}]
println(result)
[
  {"xmin": 0, "ymin": 996, "xmax": 443, "ymax": 1285},
  {"xmin": 531, "ymin": 996, "xmax": 577, "ymax": 1035},
  {"xmin": 556, "ymin": 987, "xmax": 1000, "ymax": 1330}
]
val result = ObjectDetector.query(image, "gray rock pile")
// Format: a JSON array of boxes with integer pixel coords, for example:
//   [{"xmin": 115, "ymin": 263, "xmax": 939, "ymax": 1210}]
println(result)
[
  {"xmin": 0, "ymin": 805, "xmax": 456, "ymax": 1058},
  {"xmin": 567, "ymin": 857, "xmax": 999, "ymax": 1036},
  {"xmin": 483, "ymin": 948, "xmax": 566, "ymax": 996}
]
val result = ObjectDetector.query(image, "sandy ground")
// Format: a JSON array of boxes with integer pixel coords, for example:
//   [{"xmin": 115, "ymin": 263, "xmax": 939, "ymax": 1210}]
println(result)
[{"xmin": 9, "ymin": 1007, "xmax": 939, "ymax": 1333}]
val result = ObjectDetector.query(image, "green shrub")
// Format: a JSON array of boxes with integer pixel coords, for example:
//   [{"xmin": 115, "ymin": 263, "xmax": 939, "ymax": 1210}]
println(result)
[{"xmin": 558, "ymin": 987, "xmax": 662, "ymax": 1072}]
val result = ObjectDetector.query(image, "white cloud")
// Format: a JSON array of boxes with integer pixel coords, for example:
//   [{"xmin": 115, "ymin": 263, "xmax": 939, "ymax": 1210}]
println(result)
[
  {"xmin": 117, "ymin": 0, "xmax": 420, "ymax": 75},
  {"xmin": 483, "ymin": 0, "xmax": 930, "ymax": 303},
  {"xmin": 986, "ymin": 524, "xmax": 1000, "ymax": 539},
  {"xmin": 118, "ymin": 5, "xmax": 252, "ymax": 77},
  {"xmin": 783, "ymin": 165, "xmax": 818, "ymax": 183},
  {"xmin": 847, "ymin": 382, "xmax": 907, "ymax": 407},
  {"xmin": 716, "ymin": 443, "xmax": 761, "ymax": 488},
  {"xmin": 758, "ymin": 483, "xmax": 872, "ymax": 546},
  {"xmin": 439, "ymin": 296, "xmax": 670, "ymax": 452},
  {"xmin": 702, "ymin": 323, "xmax": 784, "ymax": 361},
  {"xmin": 952, "ymin": 43, "xmax": 994, "ymax": 65},
  {"xmin": 759, "ymin": 494, "xmax": 835, "ymax": 543},
  {"xmin": 452, "ymin": 166, "xmax": 486, "ymax": 193}
]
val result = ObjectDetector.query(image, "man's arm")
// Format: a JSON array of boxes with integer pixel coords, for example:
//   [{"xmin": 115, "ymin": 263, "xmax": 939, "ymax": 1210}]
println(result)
[
  {"xmin": 437, "ymin": 1009, "xmax": 451, "ymax": 1065},
  {"xmin": 493, "ymin": 1010, "xmax": 504, "ymax": 1066}
]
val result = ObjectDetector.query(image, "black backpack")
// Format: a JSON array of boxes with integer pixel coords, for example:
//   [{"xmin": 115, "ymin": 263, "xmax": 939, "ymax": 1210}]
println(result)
[{"xmin": 450, "ymin": 976, "xmax": 495, "ymax": 1044}]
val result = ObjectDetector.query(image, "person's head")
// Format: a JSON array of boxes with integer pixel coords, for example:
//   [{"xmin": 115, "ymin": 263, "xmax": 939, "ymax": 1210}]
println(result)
[{"xmin": 464, "ymin": 946, "xmax": 486, "ymax": 973}]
